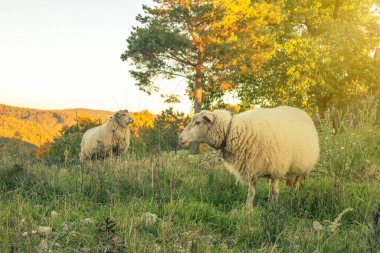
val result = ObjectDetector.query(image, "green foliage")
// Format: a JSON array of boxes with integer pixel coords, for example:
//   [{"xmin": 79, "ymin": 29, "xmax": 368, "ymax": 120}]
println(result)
[
  {"xmin": 0, "ymin": 148, "xmax": 379, "ymax": 252},
  {"xmin": 46, "ymin": 117, "xmax": 102, "ymax": 165},
  {"xmin": 237, "ymin": 0, "xmax": 380, "ymax": 112},
  {"xmin": 137, "ymin": 107, "xmax": 190, "ymax": 153},
  {"xmin": 122, "ymin": 0, "xmax": 282, "ymax": 110},
  {"xmin": 0, "ymin": 103, "xmax": 379, "ymax": 252},
  {"xmin": 123, "ymin": 1, "xmax": 380, "ymax": 112}
]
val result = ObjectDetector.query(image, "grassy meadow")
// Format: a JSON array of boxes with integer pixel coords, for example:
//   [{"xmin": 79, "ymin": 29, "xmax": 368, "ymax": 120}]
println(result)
[{"xmin": 1, "ymin": 103, "xmax": 380, "ymax": 252}]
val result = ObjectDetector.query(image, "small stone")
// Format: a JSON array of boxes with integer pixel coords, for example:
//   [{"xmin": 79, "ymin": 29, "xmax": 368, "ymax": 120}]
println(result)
[
  {"xmin": 38, "ymin": 239, "xmax": 48, "ymax": 252},
  {"xmin": 82, "ymin": 218, "xmax": 94, "ymax": 224},
  {"xmin": 312, "ymin": 221, "xmax": 324, "ymax": 231},
  {"xmin": 50, "ymin": 211, "xmax": 59, "ymax": 218},
  {"xmin": 22, "ymin": 232, "xmax": 28, "ymax": 237},
  {"xmin": 31, "ymin": 230, "xmax": 37, "ymax": 235},
  {"xmin": 141, "ymin": 212, "xmax": 158, "ymax": 227},
  {"xmin": 61, "ymin": 223, "xmax": 69, "ymax": 231},
  {"xmin": 37, "ymin": 226, "xmax": 52, "ymax": 235}
]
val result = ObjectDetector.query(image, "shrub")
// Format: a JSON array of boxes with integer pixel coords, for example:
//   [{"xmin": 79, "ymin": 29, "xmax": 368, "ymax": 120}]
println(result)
[
  {"xmin": 45, "ymin": 117, "xmax": 102, "ymax": 165},
  {"xmin": 138, "ymin": 107, "xmax": 190, "ymax": 154}
]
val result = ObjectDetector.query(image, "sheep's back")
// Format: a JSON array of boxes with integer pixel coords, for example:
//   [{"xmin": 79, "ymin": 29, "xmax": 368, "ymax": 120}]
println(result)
[{"xmin": 227, "ymin": 106, "xmax": 319, "ymax": 178}]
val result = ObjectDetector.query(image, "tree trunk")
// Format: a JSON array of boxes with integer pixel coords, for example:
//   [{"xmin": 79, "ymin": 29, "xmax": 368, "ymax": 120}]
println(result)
[
  {"xmin": 194, "ymin": 63, "xmax": 203, "ymax": 113},
  {"xmin": 332, "ymin": 0, "xmax": 341, "ymax": 20},
  {"xmin": 190, "ymin": 63, "xmax": 203, "ymax": 154}
]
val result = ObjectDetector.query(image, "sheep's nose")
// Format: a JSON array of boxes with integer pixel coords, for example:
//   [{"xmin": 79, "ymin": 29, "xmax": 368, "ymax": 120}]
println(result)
[{"xmin": 130, "ymin": 118, "xmax": 134, "ymax": 123}]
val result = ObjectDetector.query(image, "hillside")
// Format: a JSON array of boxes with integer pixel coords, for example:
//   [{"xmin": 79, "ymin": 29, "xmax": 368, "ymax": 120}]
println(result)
[
  {"xmin": 1, "ymin": 105, "xmax": 379, "ymax": 252},
  {"xmin": 0, "ymin": 104, "xmax": 113, "ymax": 146}
]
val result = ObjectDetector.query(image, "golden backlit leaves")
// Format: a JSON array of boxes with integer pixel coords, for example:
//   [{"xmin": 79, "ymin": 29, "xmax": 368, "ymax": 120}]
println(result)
[
  {"xmin": 347, "ymin": 80, "xmax": 369, "ymax": 96},
  {"xmin": 211, "ymin": 0, "xmax": 283, "ymax": 74},
  {"xmin": 220, "ymin": 81, "xmax": 233, "ymax": 92},
  {"xmin": 162, "ymin": 0, "xmax": 211, "ymax": 6},
  {"xmin": 129, "ymin": 110, "xmax": 155, "ymax": 137}
]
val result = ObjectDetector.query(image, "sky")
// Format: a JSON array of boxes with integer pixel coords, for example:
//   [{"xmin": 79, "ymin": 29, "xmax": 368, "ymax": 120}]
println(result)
[{"xmin": 0, "ymin": 0, "xmax": 193, "ymax": 114}]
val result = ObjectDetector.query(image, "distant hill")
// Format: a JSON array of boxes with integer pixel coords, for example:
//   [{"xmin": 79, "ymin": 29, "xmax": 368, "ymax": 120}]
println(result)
[{"xmin": 0, "ymin": 104, "xmax": 112, "ymax": 146}]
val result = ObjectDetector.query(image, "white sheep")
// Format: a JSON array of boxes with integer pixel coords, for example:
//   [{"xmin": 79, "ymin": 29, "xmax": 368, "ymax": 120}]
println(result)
[
  {"xmin": 179, "ymin": 106, "xmax": 319, "ymax": 208},
  {"xmin": 79, "ymin": 110, "xmax": 134, "ymax": 161}
]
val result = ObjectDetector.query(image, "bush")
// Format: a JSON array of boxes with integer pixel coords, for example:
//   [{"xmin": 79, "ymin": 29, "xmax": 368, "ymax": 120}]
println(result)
[
  {"xmin": 137, "ymin": 107, "xmax": 190, "ymax": 154},
  {"xmin": 45, "ymin": 117, "xmax": 102, "ymax": 165}
]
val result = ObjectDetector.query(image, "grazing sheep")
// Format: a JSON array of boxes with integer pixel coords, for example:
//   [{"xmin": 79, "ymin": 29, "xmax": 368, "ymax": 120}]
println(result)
[
  {"xmin": 79, "ymin": 110, "xmax": 134, "ymax": 161},
  {"xmin": 179, "ymin": 106, "xmax": 319, "ymax": 208}
]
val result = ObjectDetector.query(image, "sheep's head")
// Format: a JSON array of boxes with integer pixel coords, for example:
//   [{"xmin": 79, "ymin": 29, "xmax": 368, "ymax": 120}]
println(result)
[
  {"xmin": 179, "ymin": 110, "xmax": 231, "ymax": 148},
  {"xmin": 113, "ymin": 110, "xmax": 134, "ymax": 127}
]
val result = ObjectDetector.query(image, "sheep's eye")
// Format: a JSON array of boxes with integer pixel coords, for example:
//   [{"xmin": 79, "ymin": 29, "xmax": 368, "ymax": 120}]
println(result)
[{"xmin": 195, "ymin": 121, "xmax": 201, "ymax": 126}]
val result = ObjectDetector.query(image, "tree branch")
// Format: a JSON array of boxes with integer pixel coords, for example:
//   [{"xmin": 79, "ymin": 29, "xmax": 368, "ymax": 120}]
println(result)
[
  {"xmin": 160, "ymin": 69, "xmax": 188, "ymax": 78},
  {"xmin": 167, "ymin": 51, "xmax": 196, "ymax": 66}
]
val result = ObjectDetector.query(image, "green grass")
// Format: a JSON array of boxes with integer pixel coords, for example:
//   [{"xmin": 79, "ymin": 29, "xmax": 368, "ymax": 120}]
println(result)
[
  {"xmin": 0, "ymin": 149, "xmax": 379, "ymax": 252},
  {"xmin": 1, "ymin": 101, "xmax": 380, "ymax": 252}
]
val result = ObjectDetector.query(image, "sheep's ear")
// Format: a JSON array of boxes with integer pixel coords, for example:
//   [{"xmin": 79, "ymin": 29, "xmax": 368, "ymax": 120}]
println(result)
[{"xmin": 202, "ymin": 114, "xmax": 214, "ymax": 124}]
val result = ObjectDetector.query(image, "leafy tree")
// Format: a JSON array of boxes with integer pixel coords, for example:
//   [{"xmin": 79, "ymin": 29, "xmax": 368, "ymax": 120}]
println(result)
[
  {"xmin": 122, "ymin": 0, "xmax": 281, "ymax": 153},
  {"xmin": 129, "ymin": 110, "xmax": 155, "ymax": 137},
  {"xmin": 121, "ymin": 0, "xmax": 282, "ymax": 112},
  {"xmin": 237, "ymin": 0, "xmax": 380, "ymax": 112}
]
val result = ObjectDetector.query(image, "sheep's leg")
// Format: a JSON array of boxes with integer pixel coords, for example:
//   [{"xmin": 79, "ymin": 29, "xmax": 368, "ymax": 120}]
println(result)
[
  {"xmin": 246, "ymin": 181, "xmax": 256, "ymax": 209},
  {"xmin": 293, "ymin": 176, "xmax": 301, "ymax": 192},
  {"xmin": 269, "ymin": 178, "xmax": 280, "ymax": 200}
]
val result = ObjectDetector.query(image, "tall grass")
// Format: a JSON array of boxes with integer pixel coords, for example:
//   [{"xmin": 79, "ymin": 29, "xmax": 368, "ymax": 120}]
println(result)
[
  {"xmin": 316, "ymin": 97, "xmax": 380, "ymax": 180},
  {"xmin": 0, "ymin": 101, "xmax": 379, "ymax": 252}
]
